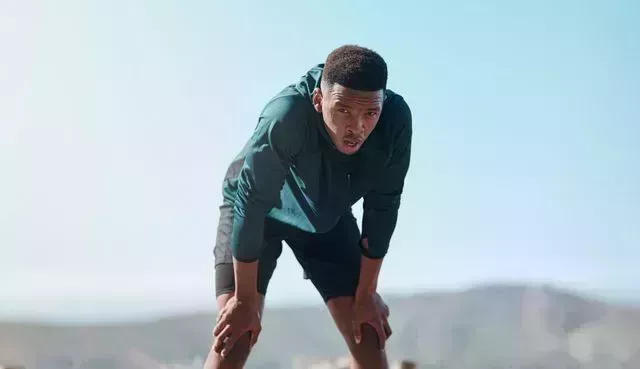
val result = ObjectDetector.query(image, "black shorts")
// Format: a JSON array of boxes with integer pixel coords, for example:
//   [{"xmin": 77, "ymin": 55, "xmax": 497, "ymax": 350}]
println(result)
[{"xmin": 213, "ymin": 203, "xmax": 362, "ymax": 303}]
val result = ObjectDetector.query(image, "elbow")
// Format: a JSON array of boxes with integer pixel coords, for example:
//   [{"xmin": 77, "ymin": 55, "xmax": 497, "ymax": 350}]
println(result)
[
  {"xmin": 364, "ymin": 192, "xmax": 402, "ymax": 212},
  {"xmin": 361, "ymin": 211, "xmax": 398, "ymax": 260},
  {"xmin": 361, "ymin": 239, "xmax": 389, "ymax": 260},
  {"xmin": 229, "ymin": 202, "xmax": 267, "ymax": 263}
]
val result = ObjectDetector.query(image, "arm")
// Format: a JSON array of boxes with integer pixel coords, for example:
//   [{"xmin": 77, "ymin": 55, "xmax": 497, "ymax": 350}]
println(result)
[
  {"xmin": 229, "ymin": 96, "xmax": 307, "ymax": 302},
  {"xmin": 356, "ymin": 96, "xmax": 412, "ymax": 299}
]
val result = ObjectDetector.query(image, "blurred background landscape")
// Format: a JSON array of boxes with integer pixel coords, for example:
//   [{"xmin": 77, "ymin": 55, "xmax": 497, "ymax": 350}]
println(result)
[
  {"xmin": 2, "ymin": 284, "xmax": 640, "ymax": 368},
  {"xmin": 1, "ymin": 0, "xmax": 638, "ymax": 368}
]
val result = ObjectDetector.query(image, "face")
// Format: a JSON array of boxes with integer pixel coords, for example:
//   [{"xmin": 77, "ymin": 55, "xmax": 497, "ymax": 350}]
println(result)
[{"xmin": 313, "ymin": 83, "xmax": 384, "ymax": 155}]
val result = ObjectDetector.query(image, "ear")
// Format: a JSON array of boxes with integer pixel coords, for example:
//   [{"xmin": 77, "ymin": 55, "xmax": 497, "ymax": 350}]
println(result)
[{"xmin": 312, "ymin": 88, "xmax": 323, "ymax": 113}]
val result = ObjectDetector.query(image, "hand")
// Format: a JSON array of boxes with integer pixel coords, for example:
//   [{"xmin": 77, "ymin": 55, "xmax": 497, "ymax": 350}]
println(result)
[
  {"xmin": 212, "ymin": 296, "xmax": 262, "ymax": 357},
  {"xmin": 352, "ymin": 292, "xmax": 392, "ymax": 350}
]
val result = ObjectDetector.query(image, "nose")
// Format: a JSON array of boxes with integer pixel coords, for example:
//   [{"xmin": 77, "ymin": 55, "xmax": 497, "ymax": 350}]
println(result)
[{"xmin": 347, "ymin": 117, "xmax": 366, "ymax": 135}]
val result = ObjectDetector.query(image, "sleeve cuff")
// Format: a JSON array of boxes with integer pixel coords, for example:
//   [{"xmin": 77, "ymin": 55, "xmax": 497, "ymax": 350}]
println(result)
[
  {"xmin": 231, "ymin": 255, "xmax": 260, "ymax": 263},
  {"xmin": 359, "ymin": 238, "xmax": 386, "ymax": 259}
]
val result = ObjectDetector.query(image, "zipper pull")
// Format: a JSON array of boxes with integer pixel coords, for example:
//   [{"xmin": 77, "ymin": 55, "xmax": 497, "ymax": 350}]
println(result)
[{"xmin": 347, "ymin": 173, "xmax": 351, "ymax": 187}]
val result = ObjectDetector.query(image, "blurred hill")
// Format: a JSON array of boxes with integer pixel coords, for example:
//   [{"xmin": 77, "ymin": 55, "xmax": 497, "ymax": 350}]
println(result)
[{"xmin": 1, "ymin": 284, "xmax": 639, "ymax": 369}]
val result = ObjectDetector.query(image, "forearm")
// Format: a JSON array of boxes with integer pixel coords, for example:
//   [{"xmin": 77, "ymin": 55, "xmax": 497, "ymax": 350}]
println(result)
[
  {"xmin": 361, "ymin": 204, "xmax": 399, "ymax": 259},
  {"xmin": 355, "ymin": 238, "xmax": 384, "ymax": 298},
  {"xmin": 230, "ymin": 203, "xmax": 267, "ymax": 262},
  {"xmin": 229, "ymin": 207, "xmax": 266, "ymax": 301},
  {"xmin": 233, "ymin": 257, "xmax": 260, "ymax": 301},
  {"xmin": 357, "ymin": 196, "xmax": 400, "ymax": 297}
]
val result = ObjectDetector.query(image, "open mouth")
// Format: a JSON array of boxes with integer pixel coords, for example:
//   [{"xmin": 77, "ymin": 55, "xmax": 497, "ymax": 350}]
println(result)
[{"xmin": 343, "ymin": 138, "xmax": 361, "ymax": 148}]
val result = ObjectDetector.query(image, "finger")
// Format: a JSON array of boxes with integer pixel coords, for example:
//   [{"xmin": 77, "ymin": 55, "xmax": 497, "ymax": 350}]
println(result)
[
  {"xmin": 383, "ymin": 319, "xmax": 393, "ymax": 339},
  {"xmin": 213, "ymin": 315, "xmax": 229, "ymax": 336},
  {"xmin": 249, "ymin": 326, "xmax": 261, "ymax": 348},
  {"xmin": 213, "ymin": 325, "xmax": 232, "ymax": 353},
  {"xmin": 376, "ymin": 294, "xmax": 390, "ymax": 318},
  {"xmin": 221, "ymin": 333, "xmax": 241, "ymax": 358},
  {"xmin": 353, "ymin": 320, "xmax": 362, "ymax": 344},
  {"xmin": 373, "ymin": 320, "xmax": 387, "ymax": 350},
  {"xmin": 216, "ymin": 304, "xmax": 229, "ymax": 321}
]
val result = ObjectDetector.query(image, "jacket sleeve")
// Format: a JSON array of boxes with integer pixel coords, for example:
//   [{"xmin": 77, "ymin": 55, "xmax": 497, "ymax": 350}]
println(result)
[
  {"xmin": 361, "ymin": 95, "xmax": 413, "ymax": 259},
  {"xmin": 230, "ymin": 96, "xmax": 307, "ymax": 262}
]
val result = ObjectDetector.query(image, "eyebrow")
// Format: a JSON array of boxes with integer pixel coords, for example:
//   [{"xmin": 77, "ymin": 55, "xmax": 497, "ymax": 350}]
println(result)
[{"xmin": 336, "ymin": 101, "xmax": 381, "ymax": 111}]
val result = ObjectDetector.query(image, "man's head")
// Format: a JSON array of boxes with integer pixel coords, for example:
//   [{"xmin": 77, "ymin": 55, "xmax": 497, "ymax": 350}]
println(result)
[{"xmin": 312, "ymin": 45, "xmax": 387, "ymax": 155}]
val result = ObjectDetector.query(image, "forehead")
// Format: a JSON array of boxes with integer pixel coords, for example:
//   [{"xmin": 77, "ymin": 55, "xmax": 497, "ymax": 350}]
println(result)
[{"xmin": 328, "ymin": 84, "xmax": 384, "ymax": 107}]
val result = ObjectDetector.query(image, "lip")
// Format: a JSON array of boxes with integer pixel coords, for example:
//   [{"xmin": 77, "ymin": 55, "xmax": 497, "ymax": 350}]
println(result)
[
  {"xmin": 341, "ymin": 139, "xmax": 362, "ymax": 153},
  {"xmin": 343, "ymin": 138, "xmax": 362, "ymax": 146}
]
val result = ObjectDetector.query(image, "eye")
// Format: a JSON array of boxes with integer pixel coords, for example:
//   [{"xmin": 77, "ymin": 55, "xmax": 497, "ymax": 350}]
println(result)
[
  {"xmin": 337, "ymin": 107, "xmax": 349, "ymax": 114},
  {"xmin": 366, "ymin": 111, "xmax": 379, "ymax": 118}
]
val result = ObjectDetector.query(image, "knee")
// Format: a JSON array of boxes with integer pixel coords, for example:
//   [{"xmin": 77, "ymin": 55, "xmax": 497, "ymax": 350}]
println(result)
[{"xmin": 204, "ymin": 333, "xmax": 252, "ymax": 369}]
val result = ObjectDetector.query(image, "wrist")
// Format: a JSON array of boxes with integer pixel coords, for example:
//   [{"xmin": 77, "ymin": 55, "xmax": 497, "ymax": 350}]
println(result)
[
  {"xmin": 356, "ymin": 243, "xmax": 383, "ymax": 300},
  {"xmin": 355, "ymin": 290, "xmax": 375, "ymax": 303},
  {"xmin": 234, "ymin": 293, "xmax": 260, "ymax": 307},
  {"xmin": 355, "ymin": 278, "xmax": 377, "ymax": 299}
]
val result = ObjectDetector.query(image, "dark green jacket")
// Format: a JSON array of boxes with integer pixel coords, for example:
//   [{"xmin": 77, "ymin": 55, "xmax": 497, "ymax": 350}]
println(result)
[{"xmin": 221, "ymin": 64, "xmax": 412, "ymax": 261}]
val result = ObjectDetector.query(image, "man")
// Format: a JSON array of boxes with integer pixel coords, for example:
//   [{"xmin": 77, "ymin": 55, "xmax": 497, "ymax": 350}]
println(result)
[{"xmin": 204, "ymin": 45, "xmax": 412, "ymax": 369}]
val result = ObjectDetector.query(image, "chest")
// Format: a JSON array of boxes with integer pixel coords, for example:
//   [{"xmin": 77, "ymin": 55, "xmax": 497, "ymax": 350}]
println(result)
[{"xmin": 289, "ymin": 136, "xmax": 391, "ymax": 205}]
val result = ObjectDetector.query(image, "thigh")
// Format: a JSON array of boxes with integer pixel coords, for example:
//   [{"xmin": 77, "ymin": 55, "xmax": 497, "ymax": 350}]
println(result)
[
  {"xmin": 214, "ymin": 203, "xmax": 283, "ymax": 297},
  {"xmin": 287, "ymin": 212, "xmax": 362, "ymax": 302}
]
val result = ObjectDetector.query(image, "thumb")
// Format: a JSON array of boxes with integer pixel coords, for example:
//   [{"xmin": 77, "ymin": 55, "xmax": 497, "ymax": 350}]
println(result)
[
  {"xmin": 375, "ymin": 321, "xmax": 386, "ymax": 350},
  {"xmin": 353, "ymin": 320, "xmax": 362, "ymax": 344},
  {"xmin": 249, "ymin": 326, "xmax": 261, "ymax": 348}
]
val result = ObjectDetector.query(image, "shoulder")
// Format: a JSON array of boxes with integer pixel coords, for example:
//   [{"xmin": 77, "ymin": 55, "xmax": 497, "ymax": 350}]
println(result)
[
  {"xmin": 261, "ymin": 91, "xmax": 309, "ymax": 121},
  {"xmin": 259, "ymin": 63, "xmax": 323, "ymax": 125},
  {"xmin": 372, "ymin": 90, "xmax": 412, "ymax": 152},
  {"xmin": 257, "ymin": 88, "xmax": 313, "ymax": 155},
  {"xmin": 381, "ymin": 90, "xmax": 412, "ymax": 134}
]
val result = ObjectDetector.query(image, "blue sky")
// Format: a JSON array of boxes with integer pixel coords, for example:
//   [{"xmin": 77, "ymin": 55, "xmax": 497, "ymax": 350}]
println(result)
[{"xmin": 1, "ymin": 0, "xmax": 638, "ymax": 322}]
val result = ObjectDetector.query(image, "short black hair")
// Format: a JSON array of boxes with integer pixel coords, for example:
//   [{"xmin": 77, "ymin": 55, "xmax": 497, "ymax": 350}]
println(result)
[{"xmin": 322, "ymin": 44, "xmax": 388, "ymax": 92}]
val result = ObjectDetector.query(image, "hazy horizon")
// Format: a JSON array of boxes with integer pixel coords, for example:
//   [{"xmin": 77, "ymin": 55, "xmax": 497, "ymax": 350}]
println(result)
[
  {"xmin": 2, "ymin": 0, "xmax": 638, "ymax": 323},
  {"xmin": 3, "ymin": 281, "xmax": 640, "ymax": 325}
]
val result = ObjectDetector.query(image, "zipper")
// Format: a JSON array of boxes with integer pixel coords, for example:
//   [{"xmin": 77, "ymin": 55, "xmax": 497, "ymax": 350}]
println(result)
[{"xmin": 347, "ymin": 173, "xmax": 351, "ymax": 188}]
